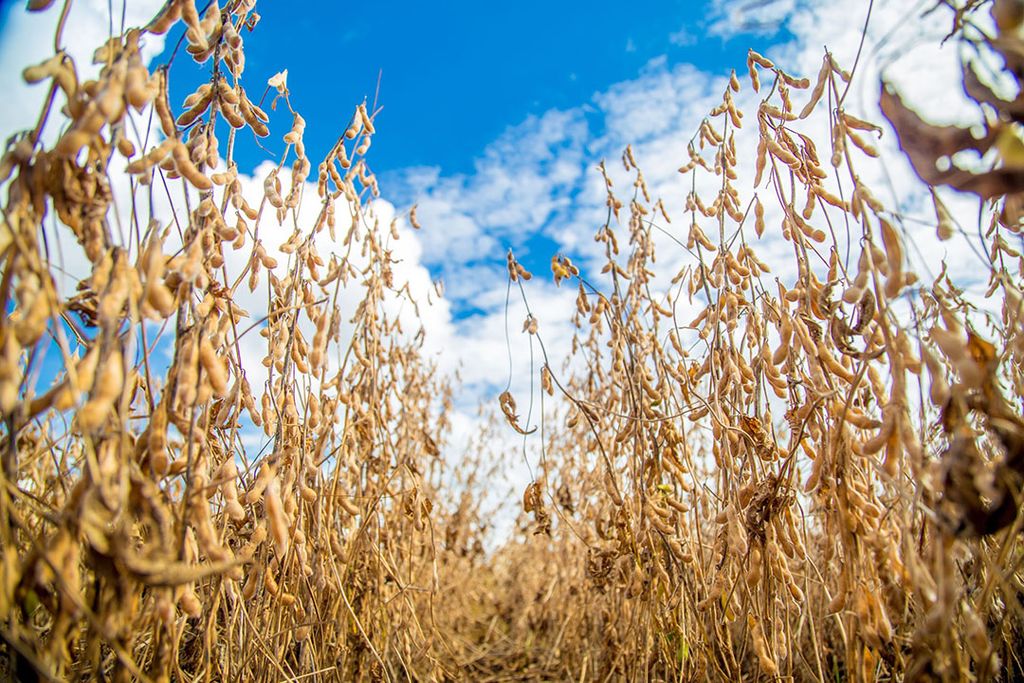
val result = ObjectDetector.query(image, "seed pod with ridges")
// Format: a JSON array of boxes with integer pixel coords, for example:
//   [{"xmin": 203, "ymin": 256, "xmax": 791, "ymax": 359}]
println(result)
[
  {"xmin": 847, "ymin": 128, "xmax": 879, "ymax": 157},
  {"xmin": 217, "ymin": 464, "xmax": 246, "ymax": 523},
  {"xmin": 265, "ymin": 477, "xmax": 289, "ymax": 557},
  {"xmin": 23, "ymin": 53, "xmax": 62, "ymax": 84},
  {"xmin": 604, "ymin": 471, "xmax": 623, "ymax": 506},
  {"xmin": 240, "ymin": 566, "xmax": 261, "ymax": 599},
  {"xmin": 338, "ymin": 492, "xmax": 359, "ymax": 516},
  {"xmin": 198, "ymin": 336, "xmax": 228, "ymax": 396},
  {"xmin": 263, "ymin": 570, "xmax": 279, "ymax": 596},
  {"xmin": 126, "ymin": 136, "xmax": 176, "ymax": 174},
  {"xmin": 780, "ymin": 71, "xmax": 810, "ymax": 89},
  {"xmin": 220, "ymin": 98, "xmax": 246, "ymax": 128},
  {"xmin": 799, "ymin": 56, "xmax": 831, "ymax": 118},
  {"xmin": 244, "ymin": 464, "xmax": 276, "ymax": 505},
  {"xmin": 223, "ymin": 18, "xmax": 242, "ymax": 48},
  {"xmin": 205, "ymin": 129, "xmax": 219, "ymax": 168},
  {"xmin": 827, "ymin": 573, "xmax": 848, "ymax": 614},
  {"xmin": 171, "ymin": 141, "xmax": 212, "ymax": 190},
  {"xmin": 124, "ymin": 65, "xmax": 150, "ymax": 109},
  {"xmin": 177, "ymin": 83, "xmax": 214, "ymax": 127},
  {"xmin": 812, "ymin": 184, "xmax": 848, "ymax": 211},
  {"xmin": 344, "ymin": 117, "xmax": 362, "ymax": 140},
  {"xmin": 859, "ymin": 407, "xmax": 895, "ymax": 456},
  {"xmin": 147, "ymin": 0, "xmax": 182, "ymax": 34},
  {"xmin": 115, "ymin": 131, "xmax": 136, "ymax": 158},
  {"xmin": 53, "ymin": 128, "xmax": 93, "ymax": 158},
  {"xmin": 239, "ymin": 91, "xmax": 269, "ymax": 136},
  {"xmin": 78, "ymin": 351, "xmax": 124, "ymax": 431},
  {"xmin": 178, "ymin": 0, "xmax": 207, "ymax": 49},
  {"xmin": 216, "ymin": 76, "xmax": 239, "ymax": 105},
  {"xmin": 880, "ymin": 218, "xmax": 904, "ymax": 298},
  {"xmin": 178, "ymin": 583, "xmax": 202, "ymax": 618},
  {"xmin": 358, "ymin": 103, "xmax": 375, "ymax": 134}
]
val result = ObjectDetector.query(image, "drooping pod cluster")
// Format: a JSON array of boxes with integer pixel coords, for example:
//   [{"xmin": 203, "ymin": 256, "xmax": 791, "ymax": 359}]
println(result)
[
  {"xmin": 494, "ymin": 19, "xmax": 1024, "ymax": 681},
  {"xmin": 0, "ymin": 1, "xmax": 461, "ymax": 681}
]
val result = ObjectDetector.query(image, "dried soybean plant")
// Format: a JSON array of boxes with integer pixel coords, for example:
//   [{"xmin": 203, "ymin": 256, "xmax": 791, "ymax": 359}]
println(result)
[
  {"xmin": 488, "ymin": 4, "xmax": 1024, "ymax": 681},
  {"xmin": 0, "ymin": 1, "xmax": 462, "ymax": 680},
  {"xmin": 3, "ymin": 0, "xmax": 1024, "ymax": 680}
]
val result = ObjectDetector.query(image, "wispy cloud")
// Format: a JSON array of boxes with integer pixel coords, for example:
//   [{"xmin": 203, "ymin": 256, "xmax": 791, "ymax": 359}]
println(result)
[
  {"xmin": 705, "ymin": 0, "xmax": 801, "ymax": 37},
  {"xmin": 668, "ymin": 28, "xmax": 696, "ymax": 47}
]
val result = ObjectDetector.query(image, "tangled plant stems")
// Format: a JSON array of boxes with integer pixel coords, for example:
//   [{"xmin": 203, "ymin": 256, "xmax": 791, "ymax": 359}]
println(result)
[
  {"xmin": 0, "ymin": 1, "xmax": 461, "ymax": 680},
  {"xmin": 1, "ymin": 0, "xmax": 1023, "ymax": 681}
]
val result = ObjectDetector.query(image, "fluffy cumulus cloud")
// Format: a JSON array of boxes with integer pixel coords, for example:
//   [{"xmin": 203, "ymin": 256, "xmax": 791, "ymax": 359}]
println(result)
[
  {"xmin": 397, "ymin": 108, "xmax": 590, "ymax": 303},
  {"xmin": 392, "ymin": 0, "xmax": 975, "ymax": 370}
]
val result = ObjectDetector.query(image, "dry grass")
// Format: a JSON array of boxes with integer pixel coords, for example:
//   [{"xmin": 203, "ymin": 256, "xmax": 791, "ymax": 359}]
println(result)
[{"xmin": 1, "ymin": 0, "xmax": 1023, "ymax": 681}]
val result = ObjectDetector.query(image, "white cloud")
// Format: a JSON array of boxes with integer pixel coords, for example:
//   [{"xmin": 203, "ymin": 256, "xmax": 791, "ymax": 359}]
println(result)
[
  {"xmin": 668, "ymin": 28, "xmax": 696, "ymax": 47},
  {"xmin": 706, "ymin": 0, "xmax": 800, "ymax": 37},
  {"xmin": 394, "ymin": 108, "xmax": 590, "ymax": 305}
]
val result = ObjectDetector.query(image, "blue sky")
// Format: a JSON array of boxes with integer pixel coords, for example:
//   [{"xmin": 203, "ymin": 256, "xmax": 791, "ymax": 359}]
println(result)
[{"xmin": 198, "ymin": 0, "xmax": 791, "ymax": 176}]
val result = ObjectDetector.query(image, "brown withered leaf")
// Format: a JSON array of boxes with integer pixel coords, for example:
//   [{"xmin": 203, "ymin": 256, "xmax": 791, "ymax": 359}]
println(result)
[
  {"xmin": 556, "ymin": 483, "xmax": 574, "ymax": 514},
  {"xmin": 990, "ymin": 416, "xmax": 1024, "ymax": 473},
  {"xmin": 962, "ymin": 61, "xmax": 1024, "ymax": 123},
  {"xmin": 523, "ymin": 481, "xmax": 542, "ymax": 514},
  {"xmin": 499, "ymin": 390, "xmax": 536, "ymax": 435},
  {"xmin": 522, "ymin": 481, "xmax": 551, "ymax": 535},
  {"xmin": 966, "ymin": 331, "xmax": 997, "ymax": 367},
  {"xmin": 422, "ymin": 431, "xmax": 440, "ymax": 457},
  {"xmin": 880, "ymin": 85, "xmax": 986, "ymax": 157},
  {"xmin": 740, "ymin": 415, "xmax": 775, "ymax": 460},
  {"xmin": 939, "ymin": 431, "xmax": 1019, "ymax": 537},
  {"xmin": 879, "ymin": 83, "xmax": 1024, "ymax": 198},
  {"xmin": 66, "ymin": 287, "xmax": 98, "ymax": 328}
]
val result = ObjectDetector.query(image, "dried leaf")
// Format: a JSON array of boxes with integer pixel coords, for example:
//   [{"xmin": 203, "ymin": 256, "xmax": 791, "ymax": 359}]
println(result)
[
  {"xmin": 499, "ymin": 390, "xmax": 536, "ymax": 435},
  {"xmin": 879, "ymin": 83, "xmax": 1016, "ymax": 197},
  {"xmin": 267, "ymin": 69, "xmax": 288, "ymax": 93}
]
